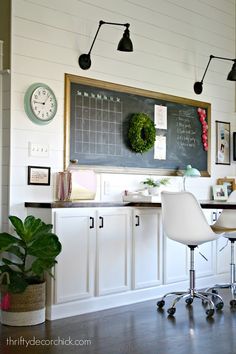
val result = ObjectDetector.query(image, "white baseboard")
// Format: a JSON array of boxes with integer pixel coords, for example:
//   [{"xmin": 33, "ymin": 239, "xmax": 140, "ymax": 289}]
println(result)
[{"xmin": 46, "ymin": 273, "xmax": 228, "ymax": 320}]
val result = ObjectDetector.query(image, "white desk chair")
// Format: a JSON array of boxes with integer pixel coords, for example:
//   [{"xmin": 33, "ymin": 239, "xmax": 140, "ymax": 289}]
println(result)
[
  {"xmin": 207, "ymin": 190, "xmax": 236, "ymax": 307},
  {"xmin": 157, "ymin": 191, "xmax": 224, "ymax": 317}
]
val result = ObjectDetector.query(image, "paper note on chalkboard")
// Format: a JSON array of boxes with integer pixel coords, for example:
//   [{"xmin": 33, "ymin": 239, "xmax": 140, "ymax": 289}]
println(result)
[
  {"xmin": 155, "ymin": 105, "xmax": 167, "ymax": 129},
  {"xmin": 154, "ymin": 136, "xmax": 166, "ymax": 160}
]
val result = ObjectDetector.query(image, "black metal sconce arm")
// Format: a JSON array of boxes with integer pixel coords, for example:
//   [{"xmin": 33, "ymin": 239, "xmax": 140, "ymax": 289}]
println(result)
[
  {"xmin": 78, "ymin": 20, "xmax": 132, "ymax": 70},
  {"xmin": 194, "ymin": 54, "xmax": 236, "ymax": 94}
]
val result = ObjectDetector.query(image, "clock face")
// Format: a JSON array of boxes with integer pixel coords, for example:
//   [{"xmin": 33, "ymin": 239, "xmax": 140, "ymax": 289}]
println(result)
[
  {"xmin": 30, "ymin": 86, "xmax": 57, "ymax": 121},
  {"xmin": 24, "ymin": 83, "xmax": 57, "ymax": 125}
]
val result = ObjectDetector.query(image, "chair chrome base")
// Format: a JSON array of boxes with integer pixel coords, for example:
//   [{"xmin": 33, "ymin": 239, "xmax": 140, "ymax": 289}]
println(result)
[
  {"xmin": 205, "ymin": 240, "xmax": 236, "ymax": 307},
  {"xmin": 205, "ymin": 283, "xmax": 236, "ymax": 308},
  {"xmin": 157, "ymin": 247, "xmax": 224, "ymax": 317},
  {"xmin": 157, "ymin": 288, "xmax": 224, "ymax": 317}
]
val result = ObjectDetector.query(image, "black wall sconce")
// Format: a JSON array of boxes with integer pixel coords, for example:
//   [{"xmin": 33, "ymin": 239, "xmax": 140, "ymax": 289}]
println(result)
[
  {"xmin": 194, "ymin": 55, "xmax": 236, "ymax": 94},
  {"xmin": 78, "ymin": 20, "xmax": 133, "ymax": 70}
]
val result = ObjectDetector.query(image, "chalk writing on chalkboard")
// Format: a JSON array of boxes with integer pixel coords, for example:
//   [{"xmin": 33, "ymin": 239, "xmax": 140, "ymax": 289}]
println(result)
[{"xmin": 65, "ymin": 74, "xmax": 211, "ymax": 176}]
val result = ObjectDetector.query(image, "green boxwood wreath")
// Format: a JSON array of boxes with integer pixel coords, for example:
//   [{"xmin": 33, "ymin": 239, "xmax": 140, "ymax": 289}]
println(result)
[{"xmin": 128, "ymin": 113, "xmax": 156, "ymax": 153}]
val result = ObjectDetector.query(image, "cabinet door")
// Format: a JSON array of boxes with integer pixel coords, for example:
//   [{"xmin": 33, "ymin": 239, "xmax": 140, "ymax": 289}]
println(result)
[
  {"xmin": 214, "ymin": 210, "xmax": 231, "ymax": 275},
  {"xmin": 96, "ymin": 208, "xmax": 131, "ymax": 296},
  {"xmin": 195, "ymin": 242, "xmax": 215, "ymax": 277},
  {"xmin": 216, "ymin": 236, "xmax": 231, "ymax": 274},
  {"xmin": 133, "ymin": 208, "xmax": 162, "ymax": 289},
  {"xmin": 200, "ymin": 209, "xmax": 230, "ymax": 276},
  {"xmin": 164, "ymin": 237, "xmax": 188, "ymax": 283},
  {"xmin": 54, "ymin": 209, "xmax": 96, "ymax": 303}
]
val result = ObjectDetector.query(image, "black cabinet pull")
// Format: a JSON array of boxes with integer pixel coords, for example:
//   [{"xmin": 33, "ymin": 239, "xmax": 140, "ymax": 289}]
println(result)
[
  {"xmin": 212, "ymin": 212, "xmax": 217, "ymax": 222},
  {"xmin": 89, "ymin": 217, "xmax": 94, "ymax": 229},
  {"xmin": 135, "ymin": 215, "xmax": 140, "ymax": 227},
  {"xmin": 99, "ymin": 216, "xmax": 104, "ymax": 228}
]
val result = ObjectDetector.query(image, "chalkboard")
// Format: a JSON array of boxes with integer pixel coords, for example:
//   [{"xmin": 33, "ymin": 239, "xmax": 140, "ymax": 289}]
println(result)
[{"xmin": 64, "ymin": 74, "xmax": 211, "ymax": 176}]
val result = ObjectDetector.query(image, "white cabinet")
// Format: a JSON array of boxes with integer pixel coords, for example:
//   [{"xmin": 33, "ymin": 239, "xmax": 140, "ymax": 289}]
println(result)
[
  {"xmin": 216, "ymin": 236, "xmax": 230, "ymax": 274},
  {"xmin": 53, "ymin": 207, "xmax": 131, "ymax": 303},
  {"xmin": 132, "ymin": 208, "xmax": 162, "ymax": 289},
  {"xmin": 202, "ymin": 209, "xmax": 229, "ymax": 276},
  {"xmin": 96, "ymin": 208, "xmax": 131, "ymax": 296},
  {"xmin": 195, "ymin": 242, "xmax": 215, "ymax": 278},
  {"xmin": 163, "ymin": 206, "xmax": 218, "ymax": 284},
  {"xmin": 164, "ymin": 237, "xmax": 188, "ymax": 284},
  {"xmin": 26, "ymin": 204, "xmax": 230, "ymax": 320},
  {"xmin": 54, "ymin": 208, "xmax": 96, "ymax": 304}
]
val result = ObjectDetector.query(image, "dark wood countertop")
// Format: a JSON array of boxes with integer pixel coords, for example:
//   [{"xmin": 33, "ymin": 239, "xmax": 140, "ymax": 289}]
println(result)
[
  {"xmin": 25, "ymin": 200, "xmax": 236, "ymax": 209},
  {"xmin": 25, "ymin": 201, "xmax": 130, "ymax": 208}
]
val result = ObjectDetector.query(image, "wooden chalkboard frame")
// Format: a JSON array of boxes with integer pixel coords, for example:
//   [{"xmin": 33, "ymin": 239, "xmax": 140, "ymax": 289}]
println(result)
[{"xmin": 64, "ymin": 74, "xmax": 211, "ymax": 176}]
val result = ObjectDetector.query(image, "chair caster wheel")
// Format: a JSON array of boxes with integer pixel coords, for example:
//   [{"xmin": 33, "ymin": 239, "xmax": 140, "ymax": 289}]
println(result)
[
  {"xmin": 167, "ymin": 307, "xmax": 176, "ymax": 316},
  {"xmin": 157, "ymin": 300, "xmax": 165, "ymax": 308},
  {"xmin": 216, "ymin": 302, "xmax": 224, "ymax": 310},
  {"xmin": 206, "ymin": 309, "xmax": 214, "ymax": 317},
  {"xmin": 230, "ymin": 299, "xmax": 236, "ymax": 308},
  {"xmin": 185, "ymin": 298, "xmax": 193, "ymax": 305}
]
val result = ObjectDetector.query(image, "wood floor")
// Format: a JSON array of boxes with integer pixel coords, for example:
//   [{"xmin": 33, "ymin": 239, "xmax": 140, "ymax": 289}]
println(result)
[{"xmin": 1, "ymin": 289, "xmax": 236, "ymax": 354}]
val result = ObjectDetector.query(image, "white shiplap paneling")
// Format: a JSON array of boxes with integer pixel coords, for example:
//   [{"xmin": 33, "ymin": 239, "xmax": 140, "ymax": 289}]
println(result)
[{"xmin": 9, "ymin": 0, "xmax": 236, "ymax": 214}]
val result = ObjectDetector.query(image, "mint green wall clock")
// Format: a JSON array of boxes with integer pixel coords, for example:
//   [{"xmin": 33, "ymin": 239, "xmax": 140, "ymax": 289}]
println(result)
[{"xmin": 24, "ymin": 83, "xmax": 57, "ymax": 125}]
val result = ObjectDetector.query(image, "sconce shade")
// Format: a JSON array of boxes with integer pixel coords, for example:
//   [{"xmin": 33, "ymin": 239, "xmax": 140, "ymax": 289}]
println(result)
[
  {"xmin": 78, "ymin": 20, "xmax": 133, "ymax": 70},
  {"xmin": 227, "ymin": 61, "xmax": 236, "ymax": 81},
  {"xmin": 117, "ymin": 28, "xmax": 133, "ymax": 52}
]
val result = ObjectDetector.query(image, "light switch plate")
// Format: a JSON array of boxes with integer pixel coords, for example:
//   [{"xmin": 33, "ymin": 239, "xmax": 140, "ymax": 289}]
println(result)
[{"xmin": 29, "ymin": 142, "xmax": 49, "ymax": 157}]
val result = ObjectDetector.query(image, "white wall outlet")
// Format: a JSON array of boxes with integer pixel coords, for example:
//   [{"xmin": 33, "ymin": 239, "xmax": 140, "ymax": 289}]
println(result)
[
  {"xmin": 104, "ymin": 181, "xmax": 110, "ymax": 195},
  {"xmin": 29, "ymin": 142, "xmax": 49, "ymax": 157}
]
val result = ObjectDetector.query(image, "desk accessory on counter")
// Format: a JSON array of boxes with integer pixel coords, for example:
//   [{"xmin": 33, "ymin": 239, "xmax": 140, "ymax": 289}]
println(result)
[
  {"xmin": 70, "ymin": 169, "xmax": 96, "ymax": 200},
  {"xmin": 123, "ymin": 191, "xmax": 161, "ymax": 203},
  {"xmin": 56, "ymin": 162, "xmax": 96, "ymax": 201},
  {"xmin": 56, "ymin": 171, "xmax": 72, "ymax": 201}
]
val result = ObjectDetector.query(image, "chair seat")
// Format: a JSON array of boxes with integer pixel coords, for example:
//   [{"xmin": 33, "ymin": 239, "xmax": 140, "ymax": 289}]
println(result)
[
  {"xmin": 209, "ymin": 191, "xmax": 236, "ymax": 307},
  {"xmin": 211, "ymin": 225, "xmax": 236, "ymax": 233},
  {"xmin": 159, "ymin": 191, "xmax": 225, "ymax": 317},
  {"xmin": 211, "ymin": 225, "xmax": 236, "ymax": 238}
]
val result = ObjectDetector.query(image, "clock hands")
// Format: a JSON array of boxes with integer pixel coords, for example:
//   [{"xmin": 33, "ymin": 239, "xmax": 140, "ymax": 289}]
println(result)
[
  {"xmin": 33, "ymin": 100, "xmax": 44, "ymax": 104},
  {"xmin": 34, "ymin": 94, "xmax": 50, "ymax": 105},
  {"xmin": 44, "ymin": 94, "xmax": 50, "ymax": 105}
]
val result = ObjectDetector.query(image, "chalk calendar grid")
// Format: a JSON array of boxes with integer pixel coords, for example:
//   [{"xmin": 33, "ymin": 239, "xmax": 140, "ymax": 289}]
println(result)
[{"xmin": 74, "ymin": 92, "xmax": 131, "ymax": 157}]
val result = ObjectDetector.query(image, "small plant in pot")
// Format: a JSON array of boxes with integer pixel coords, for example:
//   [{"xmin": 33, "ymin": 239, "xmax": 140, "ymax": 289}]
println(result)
[
  {"xmin": 0, "ymin": 215, "xmax": 62, "ymax": 326},
  {"xmin": 141, "ymin": 177, "xmax": 170, "ymax": 195}
]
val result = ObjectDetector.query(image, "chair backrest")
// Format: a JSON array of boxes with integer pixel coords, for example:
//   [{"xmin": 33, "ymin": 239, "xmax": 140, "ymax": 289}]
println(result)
[
  {"xmin": 214, "ymin": 190, "xmax": 236, "ymax": 229},
  {"xmin": 161, "ymin": 191, "xmax": 220, "ymax": 246}
]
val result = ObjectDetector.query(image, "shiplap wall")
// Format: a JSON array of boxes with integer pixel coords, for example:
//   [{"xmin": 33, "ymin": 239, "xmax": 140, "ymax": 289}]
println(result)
[
  {"xmin": 10, "ymin": 0, "xmax": 236, "ymax": 216},
  {"xmin": 0, "ymin": 40, "xmax": 10, "ymax": 231},
  {"xmin": 0, "ymin": 41, "xmax": 2, "ymax": 227},
  {"xmin": 2, "ymin": 72, "xmax": 10, "ymax": 232}
]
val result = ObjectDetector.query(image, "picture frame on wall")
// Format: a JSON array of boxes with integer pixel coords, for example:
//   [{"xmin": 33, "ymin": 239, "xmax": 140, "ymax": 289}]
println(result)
[
  {"xmin": 28, "ymin": 166, "xmax": 51, "ymax": 186},
  {"xmin": 216, "ymin": 121, "xmax": 230, "ymax": 165},
  {"xmin": 212, "ymin": 184, "xmax": 228, "ymax": 201},
  {"xmin": 233, "ymin": 132, "xmax": 236, "ymax": 161},
  {"xmin": 217, "ymin": 177, "xmax": 236, "ymax": 197}
]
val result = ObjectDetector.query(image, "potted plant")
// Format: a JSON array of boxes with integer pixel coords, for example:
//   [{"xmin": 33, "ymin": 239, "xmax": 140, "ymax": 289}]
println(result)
[
  {"xmin": 0, "ymin": 215, "xmax": 62, "ymax": 326},
  {"xmin": 141, "ymin": 177, "xmax": 170, "ymax": 195}
]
